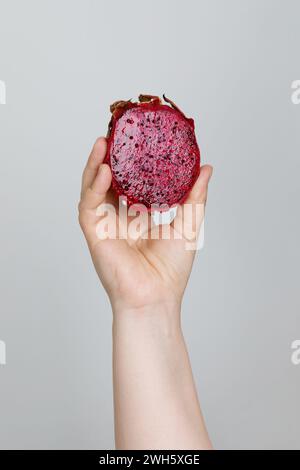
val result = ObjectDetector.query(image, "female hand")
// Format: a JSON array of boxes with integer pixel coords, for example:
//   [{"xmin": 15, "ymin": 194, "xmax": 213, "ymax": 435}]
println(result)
[
  {"xmin": 78, "ymin": 137, "xmax": 213, "ymax": 314},
  {"xmin": 79, "ymin": 136, "xmax": 213, "ymax": 449}
]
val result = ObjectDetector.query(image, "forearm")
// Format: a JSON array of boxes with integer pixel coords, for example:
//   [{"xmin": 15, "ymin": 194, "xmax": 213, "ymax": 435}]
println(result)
[{"xmin": 112, "ymin": 302, "xmax": 212, "ymax": 450}]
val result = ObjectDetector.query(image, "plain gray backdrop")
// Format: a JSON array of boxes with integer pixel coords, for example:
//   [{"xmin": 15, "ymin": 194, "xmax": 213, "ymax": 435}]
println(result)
[{"xmin": 0, "ymin": 0, "xmax": 299, "ymax": 449}]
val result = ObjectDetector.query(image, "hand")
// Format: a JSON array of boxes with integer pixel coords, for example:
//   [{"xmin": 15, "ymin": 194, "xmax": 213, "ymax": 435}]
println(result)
[
  {"xmin": 78, "ymin": 136, "xmax": 214, "ymax": 449},
  {"xmin": 78, "ymin": 137, "xmax": 213, "ymax": 313}
]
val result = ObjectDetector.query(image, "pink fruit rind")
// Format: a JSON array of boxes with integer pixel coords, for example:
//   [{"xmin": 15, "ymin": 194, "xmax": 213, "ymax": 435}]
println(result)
[{"xmin": 105, "ymin": 95, "xmax": 200, "ymax": 210}]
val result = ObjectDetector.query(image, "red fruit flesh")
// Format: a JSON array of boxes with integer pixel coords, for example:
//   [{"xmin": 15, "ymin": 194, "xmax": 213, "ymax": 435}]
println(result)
[{"xmin": 106, "ymin": 96, "xmax": 200, "ymax": 209}]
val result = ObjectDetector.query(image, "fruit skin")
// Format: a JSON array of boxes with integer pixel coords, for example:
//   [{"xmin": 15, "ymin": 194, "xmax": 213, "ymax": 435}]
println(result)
[{"xmin": 105, "ymin": 95, "xmax": 200, "ymax": 210}]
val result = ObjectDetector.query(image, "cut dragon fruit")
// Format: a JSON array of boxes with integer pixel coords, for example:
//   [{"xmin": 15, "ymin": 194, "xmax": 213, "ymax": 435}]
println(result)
[{"xmin": 105, "ymin": 94, "xmax": 200, "ymax": 209}]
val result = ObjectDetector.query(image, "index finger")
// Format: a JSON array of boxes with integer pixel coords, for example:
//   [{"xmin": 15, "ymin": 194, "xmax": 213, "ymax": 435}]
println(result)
[{"xmin": 81, "ymin": 137, "xmax": 107, "ymax": 198}]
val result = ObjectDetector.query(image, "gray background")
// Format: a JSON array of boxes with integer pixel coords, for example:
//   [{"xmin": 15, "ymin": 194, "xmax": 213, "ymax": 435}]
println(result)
[{"xmin": 0, "ymin": 0, "xmax": 299, "ymax": 450}]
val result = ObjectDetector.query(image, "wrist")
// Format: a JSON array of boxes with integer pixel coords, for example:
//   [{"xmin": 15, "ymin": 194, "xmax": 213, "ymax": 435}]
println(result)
[{"xmin": 112, "ymin": 300, "xmax": 182, "ymax": 338}]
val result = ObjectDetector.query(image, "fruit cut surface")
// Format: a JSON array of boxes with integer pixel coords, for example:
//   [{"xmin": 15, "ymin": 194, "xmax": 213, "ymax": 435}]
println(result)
[{"xmin": 106, "ymin": 97, "xmax": 200, "ymax": 209}]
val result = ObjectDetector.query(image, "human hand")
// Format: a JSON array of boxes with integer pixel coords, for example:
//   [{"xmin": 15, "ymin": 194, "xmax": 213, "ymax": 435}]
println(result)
[
  {"xmin": 79, "ymin": 136, "xmax": 213, "ymax": 449},
  {"xmin": 78, "ymin": 137, "xmax": 213, "ymax": 314}
]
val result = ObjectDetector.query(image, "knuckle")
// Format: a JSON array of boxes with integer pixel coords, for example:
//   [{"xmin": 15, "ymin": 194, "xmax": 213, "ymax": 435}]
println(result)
[
  {"xmin": 78, "ymin": 212, "xmax": 87, "ymax": 230},
  {"xmin": 78, "ymin": 200, "xmax": 84, "ymax": 213},
  {"xmin": 78, "ymin": 202, "xmax": 87, "ymax": 229}
]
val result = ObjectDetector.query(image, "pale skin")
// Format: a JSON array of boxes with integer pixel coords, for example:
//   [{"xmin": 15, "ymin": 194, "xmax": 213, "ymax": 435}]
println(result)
[{"xmin": 78, "ymin": 137, "xmax": 213, "ymax": 450}]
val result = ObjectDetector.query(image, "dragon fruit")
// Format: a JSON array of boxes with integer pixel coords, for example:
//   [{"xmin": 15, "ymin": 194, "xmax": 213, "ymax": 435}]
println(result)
[{"xmin": 105, "ymin": 94, "xmax": 200, "ymax": 209}]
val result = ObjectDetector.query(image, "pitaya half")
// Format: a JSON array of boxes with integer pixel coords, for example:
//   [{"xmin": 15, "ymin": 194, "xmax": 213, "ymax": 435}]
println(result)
[{"xmin": 105, "ymin": 94, "xmax": 200, "ymax": 209}]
